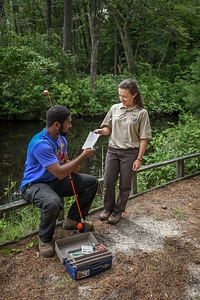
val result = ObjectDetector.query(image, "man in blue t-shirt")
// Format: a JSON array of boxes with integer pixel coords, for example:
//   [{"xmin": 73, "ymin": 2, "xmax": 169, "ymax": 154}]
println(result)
[{"xmin": 20, "ymin": 105, "xmax": 98, "ymax": 258}]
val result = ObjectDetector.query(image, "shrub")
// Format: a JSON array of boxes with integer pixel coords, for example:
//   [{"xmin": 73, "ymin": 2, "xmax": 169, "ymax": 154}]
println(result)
[{"xmin": 137, "ymin": 113, "xmax": 200, "ymax": 191}]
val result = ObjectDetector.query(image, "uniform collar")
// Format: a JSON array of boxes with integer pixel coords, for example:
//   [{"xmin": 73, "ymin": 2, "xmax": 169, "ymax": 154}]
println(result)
[{"xmin": 119, "ymin": 103, "xmax": 135, "ymax": 111}]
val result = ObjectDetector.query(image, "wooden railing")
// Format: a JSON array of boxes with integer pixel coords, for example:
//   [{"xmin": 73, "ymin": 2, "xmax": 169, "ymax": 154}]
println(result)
[
  {"xmin": 130, "ymin": 152, "xmax": 200, "ymax": 195},
  {"xmin": 0, "ymin": 152, "xmax": 200, "ymax": 215}
]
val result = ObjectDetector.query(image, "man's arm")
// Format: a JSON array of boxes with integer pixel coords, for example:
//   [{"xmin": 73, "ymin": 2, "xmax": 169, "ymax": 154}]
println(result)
[{"xmin": 46, "ymin": 148, "xmax": 94, "ymax": 179}]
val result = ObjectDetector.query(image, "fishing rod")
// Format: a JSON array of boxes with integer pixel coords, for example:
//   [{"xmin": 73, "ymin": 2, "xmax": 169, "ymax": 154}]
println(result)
[
  {"xmin": 69, "ymin": 174, "xmax": 85, "ymax": 232},
  {"xmin": 43, "ymin": 90, "xmax": 85, "ymax": 232},
  {"xmin": 43, "ymin": 89, "xmax": 52, "ymax": 107}
]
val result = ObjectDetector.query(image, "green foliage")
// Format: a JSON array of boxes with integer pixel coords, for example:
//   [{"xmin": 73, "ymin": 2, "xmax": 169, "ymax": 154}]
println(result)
[
  {"xmin": 0, "ymin": 0, "xmax": 199, "ymax": 120},
  {"xmin": 90, "ymin": 194, "xmax": 104, "ymax": 210},
  {"xmin": 0, "ymin": 206, "xmax": 40, "ymax": 243},
  {"xmin": 64, "ymin": 193, "xmax": 103, "ymax": 215},
  {"xmin": 27, "ymin": 239, "xmax": 38, "ymax": 249},
  {"xmin": 137, "ymin": 113, "xmax": 200, "ymax": 192},
  {"xmin": 0, "ymin": 45, "xmax": 55, "ymax": 119},
  {"xmin": 0, "ymin": 219, "xmax": 7, "ymax": 230},
  {"xmin": 55, "ymin": 276, "xmax": 74, "ymax": 288},
  {"xmin": 0, "ymin": 192, "xmax": 103, "ymax": 244},
  {"xmin": 149, "ymin": 113, "xmax": 200, "ymax": 159},
  {"xmin": 53, "ymin": 74, "xmax": 123, "ymax": 116},
  {"xmin": 0, "ymin": 43, "xmax": 199, "ymax": 120},
  {"xmin": 171, "ymin": 207, "xmax": 186, "ymax": 220},
  {"xmin": 53, "ymin": 78, "xmax": 93, "ymax": 116},
  {"xmin": 180, "ymin": 53, "xmax": 200, "ymax": 116},
  {"xmin": 53, "ymin": 80, "xmax": 80, "ymax": 114},
  {"xmin": 0, "ymin": 248, "xmax": 21, "ymax": 255},
  {"xmin": 0, "ymin": 32, "xmax": 76, "ymax": 120},
  {"xmin": 136, "ymin": 62, "xmax": 182, "ymax": 115},
  {"xmin": 0, "ymin": 180, "xmax": 17, "ymax": 201},
  {"xmin": 94, "ymin": 74, "xmax": 122, "ymax": 113}
]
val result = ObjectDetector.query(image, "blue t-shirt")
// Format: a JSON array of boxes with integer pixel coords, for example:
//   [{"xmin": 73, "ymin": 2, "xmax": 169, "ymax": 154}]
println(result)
[{"xmin": 20, "ymin": 128, "xmax": 68, "ymax": 190}]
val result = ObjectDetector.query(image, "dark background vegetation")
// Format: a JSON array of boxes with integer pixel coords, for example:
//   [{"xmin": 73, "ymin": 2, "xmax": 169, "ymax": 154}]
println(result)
[{"xmin": 0, "ymin": 0, "xmax": 200, "ymax": 120}]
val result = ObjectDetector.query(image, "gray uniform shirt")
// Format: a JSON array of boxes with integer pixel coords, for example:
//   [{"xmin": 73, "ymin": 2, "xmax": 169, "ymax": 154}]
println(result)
[{"xmin": 100, "ymin": 103, "xmax": 152, "ymax": 149}]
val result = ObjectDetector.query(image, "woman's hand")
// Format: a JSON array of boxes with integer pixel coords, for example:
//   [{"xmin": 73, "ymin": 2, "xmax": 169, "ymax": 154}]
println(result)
[
  {"xmin": 132, "ymin": 159, "xmax": 142, "ymax": 171},
  {"xmin": 94, "ymin": 128, "xmax": 104, "ymax": 135},
  {"xmin": 94, "ymin": 127, "xmax": 111, "ymax": 136}
]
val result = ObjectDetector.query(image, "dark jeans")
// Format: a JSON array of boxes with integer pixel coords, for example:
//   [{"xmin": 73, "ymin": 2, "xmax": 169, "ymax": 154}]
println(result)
[
  {"xmin": 21, "ymin": 173, "xmax": 98, "ymax": 243},
  {"xmin": 103, "ymin": 147, "xmax": 138, "ymax": 213}
]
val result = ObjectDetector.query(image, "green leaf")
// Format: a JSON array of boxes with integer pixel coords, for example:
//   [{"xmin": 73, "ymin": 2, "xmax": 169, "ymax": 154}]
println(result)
[
  {"xmin": 1, "ymin": 249, "xmax": 11, "ymax": 255},
  {"xmin": 11, "ymin": 248, "xmax": 21, "ymax": 254},
  {"xmin": 14, "ymin": 236, "xmax": 20, "ymax": 242},
  {"xmin": 27, "ymin": 239, "xmax": 38, "ymax": 249}
]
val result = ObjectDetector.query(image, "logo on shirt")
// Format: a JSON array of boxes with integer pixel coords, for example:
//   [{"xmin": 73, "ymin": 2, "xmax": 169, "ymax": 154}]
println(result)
[
  {"xmin": 56, "ymin": 149, "xmax": 67, "ymax": 165},
  {"xmin": 131, "ymin": 116, "xmax": 137, "ymax": 121}
]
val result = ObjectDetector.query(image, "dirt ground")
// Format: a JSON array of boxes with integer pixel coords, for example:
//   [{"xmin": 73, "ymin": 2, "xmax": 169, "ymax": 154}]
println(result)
[{"xmin": 1, "ymin": 175, "xmax": 200, "ymax": 300}]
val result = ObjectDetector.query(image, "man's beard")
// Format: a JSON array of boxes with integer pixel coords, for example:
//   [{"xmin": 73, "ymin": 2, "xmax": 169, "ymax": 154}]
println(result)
[{"xmin": 58, "ymin": 124, "xmax": 67, "ymax": 136}]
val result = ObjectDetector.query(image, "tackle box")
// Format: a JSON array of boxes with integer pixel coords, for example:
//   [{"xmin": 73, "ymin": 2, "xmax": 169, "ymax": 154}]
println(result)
[{"xmin": 55, "ymin": 232, "xmax": 113, "ymax": 280}]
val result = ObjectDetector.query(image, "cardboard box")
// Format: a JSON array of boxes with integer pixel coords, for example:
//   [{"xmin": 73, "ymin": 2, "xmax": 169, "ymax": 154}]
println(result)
[{"xmin": 55, "ymin": 232, "xmax": 112, "ymax": 280}]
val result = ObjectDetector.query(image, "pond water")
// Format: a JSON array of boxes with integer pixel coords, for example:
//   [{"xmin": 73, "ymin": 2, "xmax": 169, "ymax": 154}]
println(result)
[{"xmin": 0, "ymin": 114, "xmax": 178, "ymax": 201}]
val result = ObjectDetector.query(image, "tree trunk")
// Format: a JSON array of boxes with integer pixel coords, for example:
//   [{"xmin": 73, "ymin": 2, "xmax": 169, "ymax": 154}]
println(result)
[
  {"xmin": 113, "ymin": 14, "xmax": 136, "ymax": 74},
  {"xmin": 0, "ymin": 0, "xmax": 6, "ymax": 33},
  {"xmin": 89, "ymin": 1, "xmax": 100, "ymax": 93},
  {"xmin": 83, "ymin": 2, "xmax": 91, "ymax": 58},
  {"xmin": 46, "ymin": 0, "xmax": 51, "ymax": 43},
  {"xmin": 114, "ymin": 29, "xmax": 118, "ymax": 75},
  {"xmin": 0, "ymin": 0, "xmax": 5, "ymax": 18},
  {"xmin": 157, "ymin": 29, "xmax": 172, "ymax": 70},
  {"xmin": 63, "ymin": 0, "xmax": 72, "ymax": 52},
  {"xmin": 109, "ymin": 0, "xmax": 136, "ymax": 74},
  {"xmin": 12, "ymin": 1, "xmax": 23, "ymax": 34}
]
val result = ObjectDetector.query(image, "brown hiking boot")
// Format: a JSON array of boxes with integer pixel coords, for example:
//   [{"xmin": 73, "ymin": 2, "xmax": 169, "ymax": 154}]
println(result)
[
  {"xmin": 62, "ymin": 218, "xmax": 94, "ymax": 231},
  {"xmin": 99, "ymin": 209, "xmax": 112, "ymax": 221},
  {"xmin": 38, "ymin": 238, "xmax": 55, "ymax": 258},
  {"xmin": 108, "ymin": 211, "xmax": 122, "ymax": 225}
]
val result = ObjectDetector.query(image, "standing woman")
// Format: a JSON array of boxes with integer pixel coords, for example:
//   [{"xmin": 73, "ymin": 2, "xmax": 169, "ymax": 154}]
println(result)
[{"xmin": 94, "ymin": 78, "xmax": 152, "ymax": 225}]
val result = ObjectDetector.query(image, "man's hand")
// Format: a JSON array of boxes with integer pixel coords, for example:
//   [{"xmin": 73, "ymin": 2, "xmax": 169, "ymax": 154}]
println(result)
[
  {"xmin": 82, "ymin": 148, "xmax": 95, "ymax": 158},
  {"xmin": 74, "ymin": 165, "xmax": 81, "ymax": 173},
  {"xmin": 46, "ymin": 148, "xmax": 95, "ymax": 180}
]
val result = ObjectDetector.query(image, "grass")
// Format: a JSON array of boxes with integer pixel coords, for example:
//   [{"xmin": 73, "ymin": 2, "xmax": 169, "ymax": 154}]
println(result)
[
  {"xmin": 55, "ymin": 276, "xmax": 74, "ymax": 289},
  {"xmin": 0, "ymin": 205, "xmax": 40, "ymax": 243},
  {"xmin": 0, "ymin": 193, "xmax": 103, "ymax": 244},
  {"xmin": 147, "ymin": 265, "xmax": 160, "ymax": 271},
  {"xmin": 170, "ymin": 207, "xmax": 186, "ymax": 220},
  {"xmin": 154, "ymin": 215, "xmax": 164, "ymax": 221}
]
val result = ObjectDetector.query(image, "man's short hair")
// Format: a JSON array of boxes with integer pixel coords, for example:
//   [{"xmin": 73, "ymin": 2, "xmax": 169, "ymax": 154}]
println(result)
[{"xmin": 46, "ymin": 105, "xmax": 71, "ymax": 127}]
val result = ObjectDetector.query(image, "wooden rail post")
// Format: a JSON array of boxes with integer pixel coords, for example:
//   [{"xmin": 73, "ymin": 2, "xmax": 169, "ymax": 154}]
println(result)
[
  {"xmin": 176, "ymin": 159, "xmax": 184, "ymax": 178},
  {"xmin": 131, "ymin": 172, "xmax": 138, "ymax": 195}
]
